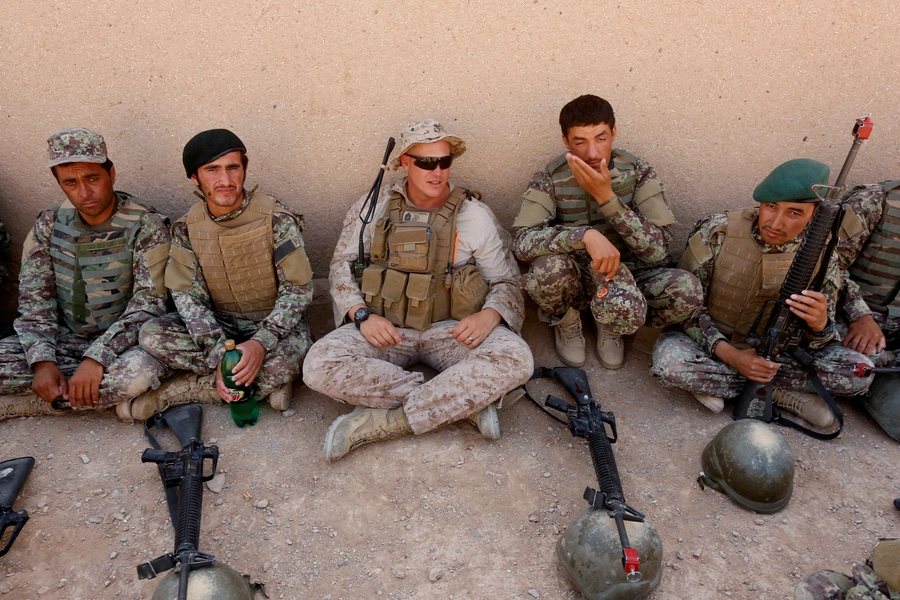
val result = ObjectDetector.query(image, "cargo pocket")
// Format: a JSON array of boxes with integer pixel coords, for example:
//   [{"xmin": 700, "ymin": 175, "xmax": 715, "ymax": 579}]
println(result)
[
  {"xmin": 360, "ymin": 265, "xmax": 386, "ymax": 316},
  {"xmin": 370, "ymin": 218, "xmax": 391, "ymax": 263},
  {"xmin": 381, "ymin": 268, "xmax": 409, "ymax": 327},
  {"xmin": 450, "ymin": 263, "xmax": 489, "ymax": 321},
  {"xmin": 405, "ymin": 273, "xmax": 435, "ymax": 331},
  {"xmin": 388, "ymin": 225, "xmax": 435, "ymax": 273}
]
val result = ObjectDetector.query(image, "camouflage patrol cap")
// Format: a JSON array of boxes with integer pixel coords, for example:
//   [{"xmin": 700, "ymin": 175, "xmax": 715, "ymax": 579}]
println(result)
[
  {"xmin": 182, "ymin": 129, "xmax": 247, "ymax": 178},
  {"xmin": 753, "ymin": 158, "xmax": 830, "ymax": 204},
  {"xmin": 390, "ymin": 119, "xmax": 466, "ymax": 170},
  {"xmin": 46, "ymin": 128, "xmax": 108, "ymax": 168}
]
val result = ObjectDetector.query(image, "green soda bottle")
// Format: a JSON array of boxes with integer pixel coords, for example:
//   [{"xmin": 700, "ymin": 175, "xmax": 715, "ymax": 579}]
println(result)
[{"xmin": 221, "ymin": 339, "xmax": 260, "ymax": 427}]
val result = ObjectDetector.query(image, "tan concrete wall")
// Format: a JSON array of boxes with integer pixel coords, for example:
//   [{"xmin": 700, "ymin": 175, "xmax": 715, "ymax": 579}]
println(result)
[{"xmin": 1, "ymin": 0, "xmax": 898, "ymax": 284}]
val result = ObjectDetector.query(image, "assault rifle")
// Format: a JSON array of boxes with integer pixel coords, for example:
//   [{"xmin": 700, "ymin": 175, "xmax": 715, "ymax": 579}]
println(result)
[
  {"xmin": 354, "ymin": 137, "xmax": 396, "ymax": 279},
  {"xmin": 734, "ymin": 116, "xmax": 873, "ymax": 439},
  {"xmin": 137, "ymin": 405, "xmax": 226, "ymax": 600},
  {"xmin": 0, "ymin": 456, "xmax": 35, "ymax": 557},
  {"xmin": 533, "ymin": 367, "xmax": 646, "ymax": 582}
]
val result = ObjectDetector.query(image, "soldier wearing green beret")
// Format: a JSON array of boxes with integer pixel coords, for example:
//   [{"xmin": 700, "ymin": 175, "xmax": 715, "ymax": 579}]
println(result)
[{"xmin": 649, "ymin": 158, "xmax": 874, "ymax": 427}]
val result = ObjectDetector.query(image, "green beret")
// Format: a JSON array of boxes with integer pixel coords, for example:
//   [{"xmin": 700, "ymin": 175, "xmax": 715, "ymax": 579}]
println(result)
[
  {"xmin": 183, "ymin": 129, "xmax": 246, "ymax": 178},
  {"xmin": 753, "ymin": 158, "xmax": 830, "ymax": 203}
]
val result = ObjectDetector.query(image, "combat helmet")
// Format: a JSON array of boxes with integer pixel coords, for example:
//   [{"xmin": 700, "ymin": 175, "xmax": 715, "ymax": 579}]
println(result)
[
  {"xmin": 557, "ymin": 507, "xmax": 663, "ymax": 600},
  {"xmin": 150, "ymin": 563, "xmax": 254, "ymax": 600},
  {"xmin": 861, "ymin": 373, "xmax": 900, "ymax": 442},
  {"xmin": 699, "ymin": 419, "xmax": 795, "ymax": 514}
]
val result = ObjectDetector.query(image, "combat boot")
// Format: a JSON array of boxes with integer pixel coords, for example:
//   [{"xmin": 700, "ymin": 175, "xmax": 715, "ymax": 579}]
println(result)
[
  {"xmin": 324, "ymin": 406, "xmax": 412, "ymax": 462},
  {"xmin": 130, "ymin": 373, "xmax": 221, "ymax": 421},
  {"xmin": 595, "ymin": 325, "xmax": 624, "ymax": 370},
  {"xmin": 691, "ymin": 392, "xmax": 725, "ymax": 413},
  {"xmin": 0, "ymin": 395, "xmax": 67, "ymax": 422},
  {"xmin": 553, "ymin": 307, "xmax": 585, "ymax": 367},
  {"xmin": 266, "ymin": 383, "xmax": 292, "ymax": 411},
  {"xmin": 465, "ymin": 403, "xmax": 501, "ymax": 440},
  {"xmin": 773, "ymin": 387, "xmax": 835, "ymax": 428}
]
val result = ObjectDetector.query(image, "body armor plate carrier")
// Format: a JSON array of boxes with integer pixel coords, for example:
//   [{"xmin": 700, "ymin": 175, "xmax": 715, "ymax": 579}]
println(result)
[{"xmin": 849, "ymin": 181, "xmax": 900, "ymax": 318}]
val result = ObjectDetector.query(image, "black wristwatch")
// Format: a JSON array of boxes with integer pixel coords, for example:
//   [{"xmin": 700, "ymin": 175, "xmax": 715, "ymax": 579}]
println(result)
[{"xmin": 353, "ymin": 307, "xmax": 371, "ymax": 329}]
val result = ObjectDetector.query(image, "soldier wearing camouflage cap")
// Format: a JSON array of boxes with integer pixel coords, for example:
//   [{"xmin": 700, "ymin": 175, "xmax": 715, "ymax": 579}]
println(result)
[
  {"xmin": 650, "ymin": 158, "xmax": 874, "ymax": 425},
  {"xmin": 131, "ymin": 129, "xmax": 314, "ymax": 420},
  {"xmin": 511, "ymin": 95, "xmax": 703, "ymax": 371},
  {"xmin": 302, "ymin": 118, "xmax": 533, "ymax": 462},
  {"xmin": 0, "ymin": 127, "xmax": 173, "ymax": 421}
]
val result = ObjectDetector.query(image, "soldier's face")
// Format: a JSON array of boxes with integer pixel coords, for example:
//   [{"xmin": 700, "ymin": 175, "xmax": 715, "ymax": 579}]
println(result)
[
  {"xmin": 401, "ymin": 140, "xmax": 452, "ymax": 208},
  {"xmin": 758, "ymin": 201, "xmax": 817, "ymax": 245},
  {"xmin": 563, "ymin": 123, "xmax": 617, "ymax": 172},
  {"xmin": 191, "ymin": 151, "xmax": 246, "ymax": 217},
  {"xmin": 54, "ymin": 162, "xmax": 117, "ymax": 226}
]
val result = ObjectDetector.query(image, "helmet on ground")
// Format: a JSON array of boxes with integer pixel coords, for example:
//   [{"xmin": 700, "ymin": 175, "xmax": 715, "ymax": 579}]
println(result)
[
  {"xmin": 699, "ymin": 419, "xmax": 794, "ymax": 514},
  {"xmin": 557, "ymin": 507, "xmax": 663, "ymax": 600},
  {"xmin": 861, "ymin": 374, "xmax": 900, "ymax": 442},
  {"xmin": 151, "ymin": 563, "xmax": 254, "ymax": 600}
]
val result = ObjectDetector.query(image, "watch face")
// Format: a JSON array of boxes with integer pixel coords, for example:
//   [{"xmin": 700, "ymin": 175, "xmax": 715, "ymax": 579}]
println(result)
[{"xmin": 355, "ymin": 308, "xmax": 369, "ymax": 321}]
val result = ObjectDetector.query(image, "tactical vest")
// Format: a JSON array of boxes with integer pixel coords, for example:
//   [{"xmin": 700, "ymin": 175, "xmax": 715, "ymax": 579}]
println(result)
[
  {"xmin": 547, "ymin": 149, "xmax": 639, "ymax": 256},
  {"xmin": 849, "ymin": 181, "xmax": 900, "ymax": 317},
  {"xmin": 360, "ymin": 187, "xmax": 487, "ymax": 330},
  {"xmin": 50, "ymin": 193, "xmax": 150, "ymax": 337},
  {"xmin": 182, "ymin": 191, "xmax": 284, "ymax": 320},
  {"xmin": 707, "ymin": 209, "xmax": 796, "ymax": 342}
]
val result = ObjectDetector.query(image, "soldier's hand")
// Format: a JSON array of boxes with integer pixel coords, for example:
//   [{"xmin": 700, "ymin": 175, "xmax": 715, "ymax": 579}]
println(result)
[
  {"xmin": 360, "ymin": 314, "xmax": 403, "ymax": 348},
  {"xmin": 583, "ymin": 228, "xmax": 620, "ymax": 280},
  {"xmin": 450, "ymin": 308, "xmax": 502, "ymax": 348},
  {"xmin": 32, "ymin": 361, "xmax": 68, "ymax": 403},
  {"xmin": 786, "ymin": 290, "xmax": 828, "ymax": 332},
  {"xmin": 844, "ymin": 313, "xmax": 886, "ymax": 355},
  {"xmin": 214, "ymin": 363, "xmax": 233, "ymax": 403},
  {"xmin": 232, "ymin": 340, "xmax": 265, "ymax": 387},
  {"xmin": 717, "ymin": 343, "xmax": 781, "ymax": 383},
  {"xmin": 566, "ymin": 153, "xmax": 615, "ymax": 205},
  {"xmin": 67, "ymin": 358, "xmax": 104, "ymax": 408}
]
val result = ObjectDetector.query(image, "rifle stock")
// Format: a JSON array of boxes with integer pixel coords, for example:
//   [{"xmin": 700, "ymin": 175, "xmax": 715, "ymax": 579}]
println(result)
[{"xmin": 0, "ymin": 456, "xmax": 34, "ymax": 557}]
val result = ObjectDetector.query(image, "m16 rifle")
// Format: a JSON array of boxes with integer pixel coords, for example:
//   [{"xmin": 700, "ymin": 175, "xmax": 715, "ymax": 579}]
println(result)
[
  {"xmin": 137, "ymin": 405, "xmax": 253, "ymax": 600},
  {"xmin": 733, "ymin": 116, "xmax": 873, "ymax": 439},
  {"xmin": 354, "ymin": 137, "xmax": 396, "ymax": 279},
  {"xmin": 0, "ymin": 456, "xmax": 35, "ymax": 558}
]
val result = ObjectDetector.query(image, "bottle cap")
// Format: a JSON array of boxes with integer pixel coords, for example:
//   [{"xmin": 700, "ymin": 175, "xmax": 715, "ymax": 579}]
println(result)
[{"xmin": 224, "ymin": 339, "xmax": 236, "ymax": 351}]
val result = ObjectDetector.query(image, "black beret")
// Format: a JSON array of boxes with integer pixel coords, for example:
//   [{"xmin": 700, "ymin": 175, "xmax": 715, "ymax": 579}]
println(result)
[
  {"xmin": 182, "ymin": 129, "xmax": 247, "ymax": 178},
  {"xmin": 753, "ymin": 158, "xmax": 830, "ymax": 204}
]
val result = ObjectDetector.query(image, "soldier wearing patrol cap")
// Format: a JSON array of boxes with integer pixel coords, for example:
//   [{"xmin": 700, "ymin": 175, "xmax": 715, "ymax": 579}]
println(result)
[
  {"xmin": 0, "ymin": 127, "xmax": 172, "ymax": 420},
  {"xmin": 302, "ymin": 118, "xmax": 534, "ymax": 462},
  {"xmin": 512, "ymin": 95, "xmax": 703, "ymax": 370},
  {"xmin": 131, "ymin": 129, "xmax": 314, "ymax": 420},
  {"xmin": 650, "ymin": 158, "xmax": 874, "ymax": 425}
]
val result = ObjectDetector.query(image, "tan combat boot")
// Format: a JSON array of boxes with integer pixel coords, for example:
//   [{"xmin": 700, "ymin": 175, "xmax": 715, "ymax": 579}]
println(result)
[
  {"xmin": 0, "ymin": 395, "xmax": 67, "ymax": 422},
  {"xmin": 324, "ymin": 406, "xmax": 412, "ymax": 462},
  {"xmin": 691, "ymin": 392, "xmax": 725, "ymax": 413},
  {"xmin": 595, "ymin": 326, "xmax": 624, "ymax": 370},
  {"xmin": 773, "ymin": 387, "xmax": 835, "ymax": 428},
  {"xmin": 130, "ymin": 373, "xmax": 221, "ymax": 421},
  {"xmin": 267, "ymin": 383, "xmax": 293, "ymax": 411},
  {"xmin": 553, "ymin": 307, "xmax": 585, "ymax": 367},
  {"xmin": 465, "ymin": 403, "xmax": 501, "ymax": 440}
]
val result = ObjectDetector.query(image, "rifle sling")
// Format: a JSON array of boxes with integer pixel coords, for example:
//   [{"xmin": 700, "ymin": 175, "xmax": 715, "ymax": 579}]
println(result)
[{"xmin": 144, "ymin": 415, "xmax": 181, "ymax": 526}]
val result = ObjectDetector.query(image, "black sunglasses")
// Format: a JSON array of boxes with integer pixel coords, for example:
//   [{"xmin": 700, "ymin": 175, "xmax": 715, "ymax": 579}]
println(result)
[{"xmin": 406, "ymin": 154, "xmax": 454, "ymax": 171}]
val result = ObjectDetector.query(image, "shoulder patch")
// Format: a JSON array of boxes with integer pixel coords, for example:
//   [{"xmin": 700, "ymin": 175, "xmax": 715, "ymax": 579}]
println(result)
[{"xmin": 512, "ymin": 190, "xmax": 555, "ymax": 228}]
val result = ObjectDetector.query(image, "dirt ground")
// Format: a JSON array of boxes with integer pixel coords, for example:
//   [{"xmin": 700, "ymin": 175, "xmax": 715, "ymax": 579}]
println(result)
[{"xmin": 2, "ymin": 288, "xmax": 899, "ymax": 600}]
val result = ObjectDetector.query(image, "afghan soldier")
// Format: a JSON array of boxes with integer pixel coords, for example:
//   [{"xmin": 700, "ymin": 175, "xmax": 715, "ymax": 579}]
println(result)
[
  {"xmin": 0, "ymin": 128, "xmax": 171, "ymax": 421},
  {"xmin": 650, "ymin": 158, "xmax": 874, "ymax": 427},
  {"xmin": 131, "ymin": 129, "xmax": 313, "ymax": 420},
  {"xmin": 303, "ymin": 119, "xmax": 534, "ymax": 462},
  {"xmin": 512, "ymin": 94, "xmax": 702, "ymax": 369}
]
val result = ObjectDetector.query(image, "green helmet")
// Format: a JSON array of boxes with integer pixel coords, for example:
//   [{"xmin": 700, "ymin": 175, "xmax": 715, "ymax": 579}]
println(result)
[
  {"xmin": 699, "ymin": 420, "xmax": 794, "ymax": 514},
  {"xmin": 556, "ymin": 507, "xmax": 663, "ymax": 600},
  {"xmin": 150, "ymin": 563, "xmax": 254, "ymax": 600},
  {"xmin": 862, "ymin": 374, "xmax": 900, "ymax": 442}
]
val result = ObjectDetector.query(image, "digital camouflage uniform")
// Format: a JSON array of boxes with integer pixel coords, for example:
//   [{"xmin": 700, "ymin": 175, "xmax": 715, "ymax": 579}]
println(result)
[
  {"xmin": 650, "ymin": 210, "xmax": 873, "ymax": 399},
  {"xmin": 303, "ymin": 177, "xmax": 533, "ymax": 435},
  {"xmin": 139, "ymin": 189, "xmax": 314, "ymax": 399},
  {"xmin": 512, "ymin": 150, "xmax": 702, "ymax": 334},
  {"xmin": 796, "ymin": 563, "xmax": 899, "ymax": 600},
  {"xmin": 0, "ymin": 193, "xmax": 172, "ymax": 406}
]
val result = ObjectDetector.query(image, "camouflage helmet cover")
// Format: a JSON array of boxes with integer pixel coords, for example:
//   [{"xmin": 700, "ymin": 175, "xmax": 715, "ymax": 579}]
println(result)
[
  {"xmin": 47, "ymin": 127, "xmax": 108, "ymax": 168},
  {"xmin": 390, "ymin": 119, "xmax": 466, "ymax": 170}
]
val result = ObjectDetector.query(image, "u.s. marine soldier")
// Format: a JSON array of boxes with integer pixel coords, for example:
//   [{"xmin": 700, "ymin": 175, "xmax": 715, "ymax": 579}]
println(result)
[
  {"xmin": 131, "ymin": 129, "xmax": 314, "ymax": 421},
  {"xmin": 650, "ymin": 159, "xmax": 874, "ymax": 426},
  {"xmin": 512, "ymin": 94, "xmax": 702, "ymax": 369},
  {"xmin": 303, "ymin": 119, "xmax": 534, "ymax": 462},
  {"xmin": 0, "ymin": 128, "xmax": 172, "ymax": 420}
]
